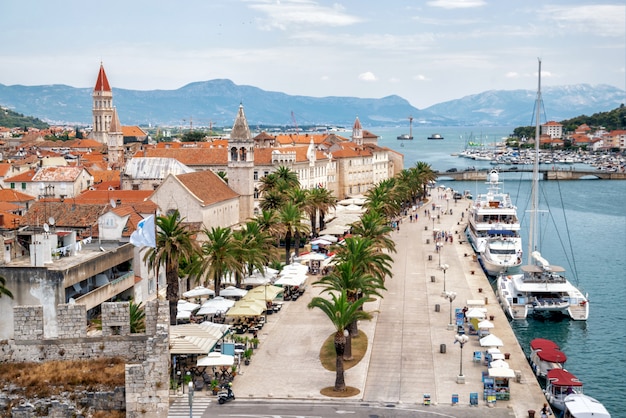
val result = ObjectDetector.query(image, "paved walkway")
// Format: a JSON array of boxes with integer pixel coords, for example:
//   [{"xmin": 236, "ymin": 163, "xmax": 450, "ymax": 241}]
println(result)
[{"xmin": 175, "ymin": 194, "xmax": 548, "ymax": 418}]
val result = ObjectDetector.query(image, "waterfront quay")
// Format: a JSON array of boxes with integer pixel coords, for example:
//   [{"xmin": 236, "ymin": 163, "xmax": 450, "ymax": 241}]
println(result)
[
  {"xmin": 439, "ymin": 167, "xmax": 626, "ymax": 181},
  {"xmin": 175, "ymin": 193, "xmax": 548, "ymax": 418}
]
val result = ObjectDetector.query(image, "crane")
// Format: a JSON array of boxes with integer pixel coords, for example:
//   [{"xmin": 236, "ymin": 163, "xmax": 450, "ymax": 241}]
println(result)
[{"xmin": 291, "ymin": 111, "xmax": 299, "ymax": 137}]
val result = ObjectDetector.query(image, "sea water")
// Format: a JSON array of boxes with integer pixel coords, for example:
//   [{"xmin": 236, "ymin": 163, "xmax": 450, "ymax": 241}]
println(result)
[{"xmin": 374, "ymin": 126, "xmax": 626, "ymax": 414}]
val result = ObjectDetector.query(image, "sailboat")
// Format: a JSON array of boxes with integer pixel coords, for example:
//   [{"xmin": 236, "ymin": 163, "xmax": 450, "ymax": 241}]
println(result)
[
  {"xmin": 397, "ymin": 116, "xmax": 414, "ymax": 140},
  {"xmin": 497, "ymin": 59, "xmax": 588, "ymax": 321}
]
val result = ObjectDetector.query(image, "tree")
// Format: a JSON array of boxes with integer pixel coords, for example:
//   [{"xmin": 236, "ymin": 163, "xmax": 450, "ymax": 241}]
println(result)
[
  {"xmin": 308, "ymin": 290, "xmax": 372, "ymax": 391},
  {"xmin": 350, "ymin": 211, "xmax": 396, "ymax": 253},
  {"xmin": 129, "ymin": 300, "xmax": 146, "ymax": 333},
  {"xmin": 144, "ymin": 210, "xmax": 198, "ymax": 325},
  {"xmin": 307, "ymin": 187, "xmax": 337, "ymax": 236},
  {"xmin": 412, "ymin": 161, "xmax": 438, "ymax": 199},
  {"xmin": 335, "ymin": 236, "xmax": 393, "ymax": 284},
  {"xmin": 194, "ymin": 226, "xmax": 243, "ymax": 293},
  {"xmin": 0, "ymin": 275, "xmax": 13, "ymax": 299},
  {"xmin": 278, "ymin": 202, "xmax": 310, "ymax": 264},
  {"xmin": 216, "ymin": 171, "xmax": 228, "ymax": 184},
  {"xmin": 232, "ymin": 221, "xmax": 274, "ymax": 279}
]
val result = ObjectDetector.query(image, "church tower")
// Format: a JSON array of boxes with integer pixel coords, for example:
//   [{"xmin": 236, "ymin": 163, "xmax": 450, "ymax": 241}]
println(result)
[
  {"xmin": 92, "ymin": 63, "xmax": 114, "ymax": 145},
  {"xmin": 227, "ymin": 104, "xmax": 255, "ymax": 222},
  {"xmin": 351, "ymin": 116, "xmax": 363, "ymax": 146},
  {"xmin": 107, "ymin": 107, "xmax": 125, "ymax": 167}
]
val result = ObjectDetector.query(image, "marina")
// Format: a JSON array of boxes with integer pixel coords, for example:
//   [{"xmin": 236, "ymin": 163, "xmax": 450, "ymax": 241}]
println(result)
[{"xmin": 373, "ymin": 125, "xmax": 622, "ymax": 415}]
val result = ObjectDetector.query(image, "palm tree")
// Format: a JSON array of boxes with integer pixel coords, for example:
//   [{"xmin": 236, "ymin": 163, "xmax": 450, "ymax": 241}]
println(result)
[
  {"xmin": 335, "ymin": 236, "xmax": 393, "ymax": 284},
  {"xmin": 273, "ymin": 166, "xmax": 300, "ymax": 190},
  {"xmin": 193, "ymin": 226, "xmax": 243, "ymax": 294},
  {"xmin": 307, "ymin": 187, "xmax": 337, "ymax": 236},
  {"xmin": 278, "ymin": 202, "xmax": 310, "ymax": 264},
  {"xmin": 308, "ymin": 290, "xmax": 372, "ymax": 391},
  {"xmin": 216, "ymin": 171, "xmax": 228, "ymax": 184},
  {"xmin": 413, "ymin": 161, "xmax": 438, "ymax": 199},
  {"xmin": 144, "ymin": 210, "xmax": 198, "ymax": 325},
  {"xmin": 314, "ymin": 261, "xmax": 385, "ymax": 360},
  {"xmin": 350, "ymin": 210, "xmax": 396, "ymax": 253},
  {"xmin": 364, "ymin": 179, "xmax": 402, "ymax": 219},
  {"xmin": 0, "ymin": 275, "xmax": 13, "ymax": 299},
  {"xmin": 129, "ymin": 300, "xmax": 146, "ymax": 333},
  {"xmin": 233, "ymin": 221, "xmax": 273, "ymax": 278},
  {"xmin": 254, "ymin": 209, "xmax": 283, "ymax": 239},
  {"xmin": 259, "ymin": 189, "xmax": 286, "ymax": 212}
]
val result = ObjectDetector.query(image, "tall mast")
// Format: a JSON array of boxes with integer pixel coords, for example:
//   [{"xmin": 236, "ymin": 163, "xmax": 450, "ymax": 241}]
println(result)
[{"xmin": 527, "ymin": 58, "xmax": 542, "ymax": 263}]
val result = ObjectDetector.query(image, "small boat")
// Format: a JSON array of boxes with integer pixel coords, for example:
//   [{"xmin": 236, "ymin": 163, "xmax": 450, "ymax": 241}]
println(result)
[
  {"xmin": 397, "ymin": 116, "xmax": 414, "ymax": 140},
  {"xmin": 530, "ymin": 346, "xmax": 567, "ymax": 378},
  {"xmin": 563, "ymin": 394, "xmax": 611, "ymax": 418},
  {"xmin": 427, "ymin": 133, "xmax": 444, "ymax": 140},
  {"xmin": 545, "ymin": 369, "xmax": 583, "ymax": 412}
]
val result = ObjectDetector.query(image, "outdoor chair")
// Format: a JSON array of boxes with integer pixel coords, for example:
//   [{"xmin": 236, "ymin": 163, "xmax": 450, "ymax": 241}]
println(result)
[{"xmin": 473, "ymin": 351, "xmax": 482, "ymax": 363}]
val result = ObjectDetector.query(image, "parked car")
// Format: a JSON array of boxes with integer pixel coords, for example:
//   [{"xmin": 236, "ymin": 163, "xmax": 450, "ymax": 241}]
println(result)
[{"xmin": 446, "ymin": 168, "xmax": 458, "ymax": 172}]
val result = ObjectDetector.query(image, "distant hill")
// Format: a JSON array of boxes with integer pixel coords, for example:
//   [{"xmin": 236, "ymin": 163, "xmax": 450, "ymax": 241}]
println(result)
[
  {"xmin": 0, "ymin": 79, "xmax": 623, "ymax": 127},
  {"xmin": 0, "ymin": 106, "xmax": 49, "ymax": 129}
]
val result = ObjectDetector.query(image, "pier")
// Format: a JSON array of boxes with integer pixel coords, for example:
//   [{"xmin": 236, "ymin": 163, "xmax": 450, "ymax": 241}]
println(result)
[{"xmin": 438, "ymin": 167, "xmax": 626, "ymax": 181}]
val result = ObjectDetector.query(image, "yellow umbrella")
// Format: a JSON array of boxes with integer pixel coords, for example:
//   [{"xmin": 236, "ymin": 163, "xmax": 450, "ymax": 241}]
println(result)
[{"xmin": 244, "ymin": 284, "xmax": 284, "ymax": 301}]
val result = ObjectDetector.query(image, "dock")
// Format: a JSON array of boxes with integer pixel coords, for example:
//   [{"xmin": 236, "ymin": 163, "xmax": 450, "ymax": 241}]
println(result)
[
  {"xmin": 439, "ymin": 167, "xmax": 626, "ymax": 181},
  {"xmin": 206, "ymin": 193, "xmax": 549, "ymax": 417}
]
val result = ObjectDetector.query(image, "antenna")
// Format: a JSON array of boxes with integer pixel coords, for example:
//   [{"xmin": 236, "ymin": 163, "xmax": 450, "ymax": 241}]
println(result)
[
  {"xmin": 43, "ymin": 223, "xmax": 49, "ymax": 233},
  {"xmin": 110, "ymin": 199, "xmax": 117, "ymax": 208},
  {"xmin": 48, "ymin": 217, "xmax": 55, "ymax": 226}
]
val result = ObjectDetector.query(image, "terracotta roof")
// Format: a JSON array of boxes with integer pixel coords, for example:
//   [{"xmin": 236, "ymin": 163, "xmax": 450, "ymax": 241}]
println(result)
[
  {"xmin": 0, "ymin": 201, "xmax": 20, "ymax": 212},
  {"xmin": 91, "ymin": 169, "xmax": 120, "ymax": 184},
  {"xmin": 0, "ymin": 163, "xmax": 12, "ymax": 177},
  {"xmin": 174, "ymin": 170, "xmax": 239, "ymax": 206},
  {"xmin": 275, "ymin": 133, "xmax": 338, "ymax": 146},
  {"xmin": 0, "ymin": 211, "xmax": 22, "ymax": 229},
  {"xmin": 353, "ymin": 117, "xmax": 362, "ymax": 130},
  {"xmin": 94, "ymin": 63, "xmax": 111, "ymax": 92},
  {"xmin": 143, "ymin": 148, "xmax": 228, "ymax": 166},
  {"xmin": 0, "ymin": 188, "xmax": 36, "ymax": 203},
  {"xmin": 32, "ymin": 166, "xmax": 88, "ymax": 182},
  {"xmin": 122, "ymin": 126, "xmax": 147, "ymax": 137},
  {"xmin": 253, "ymin": 146, "xmax": 328, "ymax": 165},
  {"xmin": 543, "ymin": 121, "xmax": 562, "ymax": 126},
  {"xmin": 21, "ymin": 201, "xmax": 106, "ymax": 228},
  {"xmin": 4, "ymin": 168, "xmax": 37, "ymax": 183},
  {"xmin": 75, "ymin": 189, "xmax": 153, "ymax": 205}
]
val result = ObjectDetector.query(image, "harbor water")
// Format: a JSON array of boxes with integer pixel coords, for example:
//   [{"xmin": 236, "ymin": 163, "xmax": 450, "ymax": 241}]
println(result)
[{"xmin": 374, "ymin": 126, "xmax": 625, "ymax": 415}]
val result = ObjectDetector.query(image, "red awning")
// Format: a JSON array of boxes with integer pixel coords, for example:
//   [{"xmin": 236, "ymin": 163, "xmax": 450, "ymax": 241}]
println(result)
[{"xmin": 547, "ymin": 369, "xmax": 583, "ymax": 387}]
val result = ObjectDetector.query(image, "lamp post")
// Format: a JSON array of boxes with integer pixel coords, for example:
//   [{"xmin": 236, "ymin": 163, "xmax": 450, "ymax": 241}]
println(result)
[
  {"xmin": 431, "ymin": 215, "xmax": 436, "ymax": 230},
  {"xmin": 436, "ymin": 242, "xmax": 443, "ymax": 266},
  {"xmin": 440, "ymin": 264, "xmax": 449, "ymax": 293},
  {"xmin": 188, "ymin": 381, "xmax": 194, "ymax": 418},
  {"xmin": 444, "ymin": 291, "xmax": 457, "ymax": 330},
  {"xmin": 454, "ymin": 334, "xmax": 470, "ymax": 383}
]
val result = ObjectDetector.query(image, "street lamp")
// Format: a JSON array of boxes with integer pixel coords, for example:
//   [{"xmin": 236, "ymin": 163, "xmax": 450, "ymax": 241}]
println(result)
[
  {"xmin": 188, "ymin": 381, "xmax": 194, "ymax": 418},
  {"xmin": 443, "ymin": 291, "xmax": 457, "ymax": 330},
  {"xmin": 440, "ymin": 264, "xmax": 449, "ymax": 293},
  {"xmin": 454, "ymin": 334, "xmax": 470, "ymax": 383},
  {"xmin": 431, "ymin": 215, "xmax": 436, "ymax": 230},
  {"xmin": 436, "ymin": 242, "xmax": 443, "ymax": 266}
]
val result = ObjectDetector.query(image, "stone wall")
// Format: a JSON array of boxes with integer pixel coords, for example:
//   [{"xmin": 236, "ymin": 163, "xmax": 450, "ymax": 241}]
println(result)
[{"xmin": 1, "ymin": 300, "xmax": 170, "ymax": 417}]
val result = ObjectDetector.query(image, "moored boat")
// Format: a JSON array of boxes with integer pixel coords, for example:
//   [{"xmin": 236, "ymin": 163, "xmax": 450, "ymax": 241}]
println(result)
[
  {"xmin": 427, "ymin": 133, "xmax": 444, "ymax": 140},
  {"xmin": 397, "ymin": 116, "xmax": 414, "ymax": 140},
  {"xmin": 497, "ymin": 60, "xmax": 588, "ymax": 321},
  {"xmin": 397, "ymin": 133, "xmax": 413, "ymax": 140},
  {"xmin": 563, "ymin": 394, "xmax": 611, "ymax": 418},
  {"xmin": 465, "ymin": 169, "xmax": 522, "ymax": 276},
  {"xmin": 530, "ymin": 346, "xmax": 567, "ymax": 378},
  {"xmin": 545, "ymin": 369, "xmax": 583, "ymax": 411}
]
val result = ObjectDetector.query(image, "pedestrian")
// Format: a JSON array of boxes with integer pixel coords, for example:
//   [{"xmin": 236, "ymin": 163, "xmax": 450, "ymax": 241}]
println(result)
[{"xmin": 540, "ymin": 403, "xmax": 552, "ymax": 418}]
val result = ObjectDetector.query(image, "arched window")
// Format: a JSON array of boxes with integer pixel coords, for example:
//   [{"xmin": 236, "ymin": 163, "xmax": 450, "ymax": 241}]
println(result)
[
  {"xmin": 230, "ymin": 147, "xmax": 238, "ymax": 161},
  {"xmin": 240, "ymin": 147, "xmax": 247, "ymax": 160}
]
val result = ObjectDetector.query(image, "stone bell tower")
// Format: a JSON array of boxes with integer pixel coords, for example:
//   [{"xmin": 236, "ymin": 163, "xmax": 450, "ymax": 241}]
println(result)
[
  {"xmin": 227, "ymin": 104, "xmax": 255, "ymax": 222},
  {"xmin": 91, "ymin": 63, "xmax": 114, "ymax": 145}
]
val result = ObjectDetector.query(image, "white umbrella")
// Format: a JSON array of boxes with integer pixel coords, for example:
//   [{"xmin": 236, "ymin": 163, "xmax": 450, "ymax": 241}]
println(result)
[
  {"xmin": 318, "ymin": 234, "xmax": 338, "ymax": 243},
  {"xmin": 478, "ymin": 320, "xmax": 495, "ymax": 329},
  {"xmin": 297, "ymin": 252, "xmax": 327, "ymax": 261},
  {"xmin": 489, "ymin": 359, "xmax": 510, "ymax": 368},
  {"xmin": 466, "ymin": 308, "xmax": 487, "ymax": 319},
  {"xmin": 274, "ymin": 275, "xmax": 306, "ymax": 287},
  {"xmin": 219, "ymin": 286, "xmax": 248, "ymax": 298},
  {"xmin": 176, "ymin": 310, "xmax": 192, "ymax": 320},
  {"xmin": 310, "ymin": 239, "xmax": 332, "ymax": 246},
  {"xmin": 182, "ymin": 286, "xmax": 215, "ymax": 298},
  {"xmin": 480, "ymin": 334, "xmax": 504, "ymax": 347},
  {"xmin": 177, "ymin": 300, "xmax": 200, "ymax": 312},
  {"xmin": 196, "ymin": 296, "xmax": 235, "ymax": 316},
  {"xmin": 197, "ymin": 352, "xmax": 235, "ymax": 367}
]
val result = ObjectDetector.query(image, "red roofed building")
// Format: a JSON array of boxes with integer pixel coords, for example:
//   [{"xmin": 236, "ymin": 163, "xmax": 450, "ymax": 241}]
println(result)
[{"xmin": 541, "ymin": 121, "xmax": 563, "ymax": 139}]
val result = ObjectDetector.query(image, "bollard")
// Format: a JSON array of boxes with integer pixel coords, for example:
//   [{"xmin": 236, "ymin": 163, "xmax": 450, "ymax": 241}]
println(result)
[
  {"xmin": 484, "ymin": 297, "xmax": 488, "ymax": 305},
  {"xmin": 426, "ymin": 239, "xmax": 430, "ymax": 244},
  {"xmin": 424, "ymin": 226, "xmax": 428, "ymax": 231},
  {"xmin": 435, "ymin": 304, "xmax": 440, "ymax": 312},
  {"xmin": 440, "ymin": 344, "xmax": 446, "ymax": 353},
  {"xmin": 431, "ymin": 275, "xmax": 436, "ymax": 282},
  {"xmin": 528, "ymin": 410, "xmax": 535, "ymax": 418},
  {"xmin": 428, "ymin": 255, "xmax": 432, "ymax": 261}
]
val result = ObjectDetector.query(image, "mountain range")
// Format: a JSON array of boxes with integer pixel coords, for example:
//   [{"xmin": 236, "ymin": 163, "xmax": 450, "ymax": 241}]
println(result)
[{"xmin": 0, "ymin": 79, "xmax": 623, "ymax": 128}]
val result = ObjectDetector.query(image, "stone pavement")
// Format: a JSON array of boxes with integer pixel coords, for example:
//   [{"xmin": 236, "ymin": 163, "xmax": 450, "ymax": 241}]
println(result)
[{"xmin": 189, "ymin": 193, "xmax": 548, "ymax": 418}]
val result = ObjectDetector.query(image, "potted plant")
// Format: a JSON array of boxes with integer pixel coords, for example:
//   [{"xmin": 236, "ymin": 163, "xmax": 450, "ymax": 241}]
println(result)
[
  {"xmin": 251, "ymin": 337, "xmax": 259, "ymax": 349},
  {"xmin": 210, "ymin": 379, "xmax": 220, "ymax": 395},
  {"xmin": 243, "ymin": 348, "xmax": 253, "ymax": 365},
  {"xmin": 231, "ymin": 365, "xmax": 237, "ymax": 376}
]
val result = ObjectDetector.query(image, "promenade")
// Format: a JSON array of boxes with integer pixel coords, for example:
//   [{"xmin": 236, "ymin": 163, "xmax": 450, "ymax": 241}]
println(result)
[{"xmin": 185, "ymin": 193, "xmax": 549, "ymax": 417}]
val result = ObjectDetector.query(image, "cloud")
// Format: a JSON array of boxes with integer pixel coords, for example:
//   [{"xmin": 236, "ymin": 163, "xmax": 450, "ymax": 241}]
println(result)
[
  {"xmin": 413, "ymin": 74, "xmax": 429, "ymax": 81},
  {"xmin": 358, "ymin": 72, "xmax": 378, "ymax": 82},
  {"xmin": 505, "ymin": 72, "xmax": 519, "ymax": 79},
  {"xmin": 540, "ymin": 5, "xmax": 626, "ymax": 37},
  {"xmin": 248, "ymin": 0, "xmax": 362, "ymax": 30},
  {"xmin": 427, "ymin": 0, "xmax": 486, "ymax": 9}
]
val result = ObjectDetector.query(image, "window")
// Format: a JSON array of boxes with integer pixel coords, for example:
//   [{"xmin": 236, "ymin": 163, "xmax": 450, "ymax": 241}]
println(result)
[
  {"xmin": 21, "ymin": 183, "xmax": 26, "ymax": 190},
  {"xmin": 10, "ymin": 183, "xmax": 14, "ymax": 189},
  {"xmin": 254, "ymin": 171, "xmax": 258, "ymax": 180}
]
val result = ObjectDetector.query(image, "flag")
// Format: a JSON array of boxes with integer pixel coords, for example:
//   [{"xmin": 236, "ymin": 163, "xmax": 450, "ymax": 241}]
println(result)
[{"xmin": 130, "ymin": 215, "xmax": 156, "ymax": 248}]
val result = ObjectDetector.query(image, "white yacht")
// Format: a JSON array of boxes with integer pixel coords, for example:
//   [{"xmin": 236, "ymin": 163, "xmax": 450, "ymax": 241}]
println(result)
[
  {"xmin": 497, "ymin": 60, "xmax": 589, "ymax": 321},
  {"xmin": 563, "ymin": 394, "xmax": 611, "ymax": 418},
  {"xmin": 465, "ymin": 169, "xmax": 522, "ymax": 276}
]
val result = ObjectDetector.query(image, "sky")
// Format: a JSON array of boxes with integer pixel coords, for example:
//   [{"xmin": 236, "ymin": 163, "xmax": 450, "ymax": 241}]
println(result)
[{"xmin": 1, "ymin": 0, "xmax": 625, "ymax": 109}]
